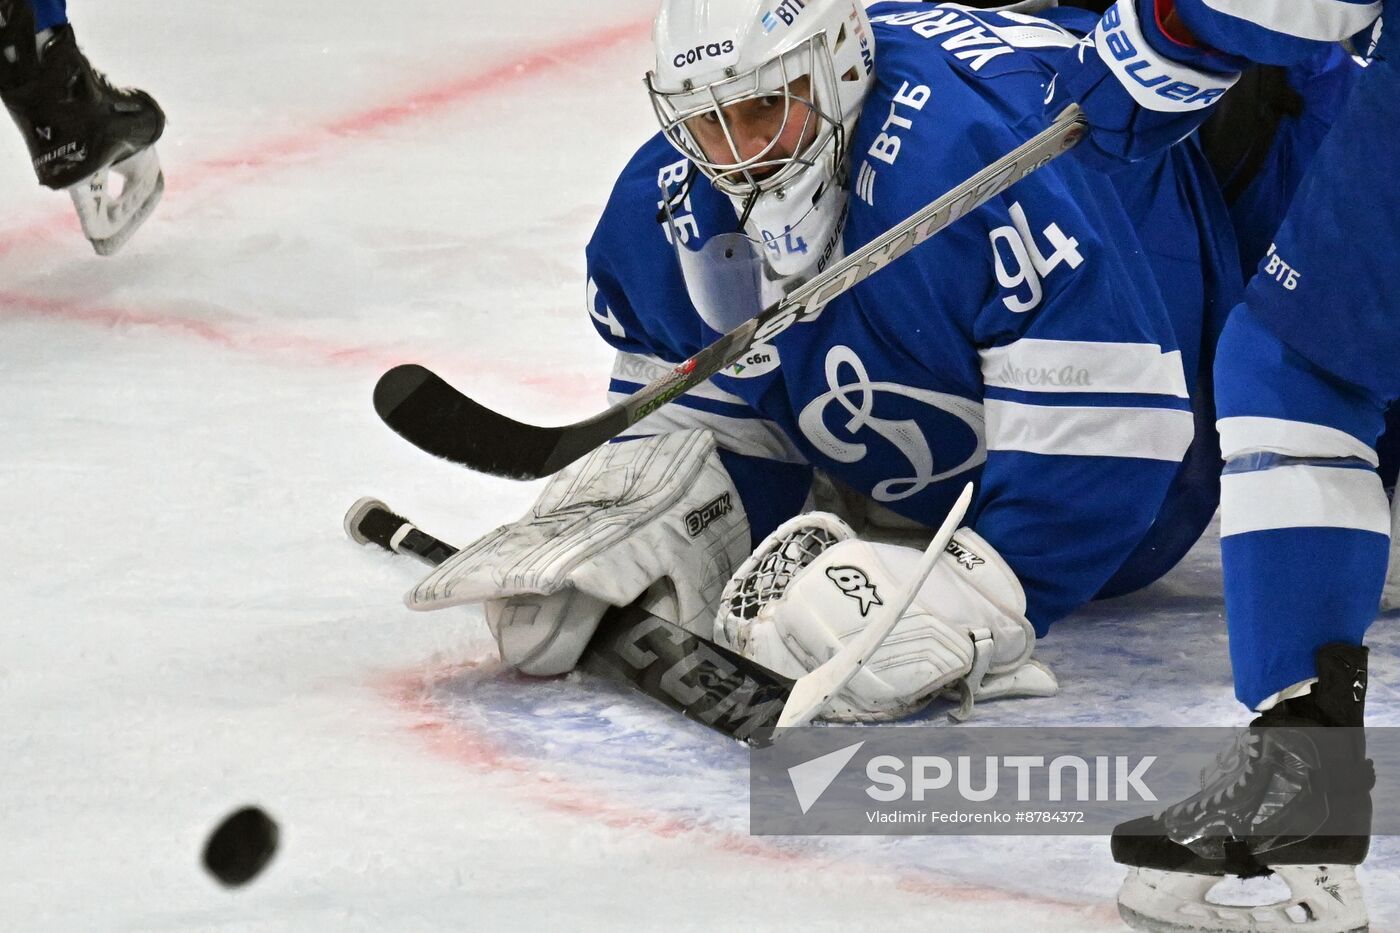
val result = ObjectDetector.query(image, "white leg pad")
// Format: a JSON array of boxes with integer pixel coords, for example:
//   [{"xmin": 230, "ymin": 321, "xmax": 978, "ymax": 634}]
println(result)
[{"xmin": 409, "ymin": 430, "xmax": 750, "ymax": 675}]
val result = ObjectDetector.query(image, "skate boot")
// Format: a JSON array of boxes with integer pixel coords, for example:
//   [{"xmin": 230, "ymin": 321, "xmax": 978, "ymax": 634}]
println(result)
[
  {"xmin": 1, "ymin": 5, "xmax": 165, "ymax": 254},
  {"xmin": 1112, "ymin": 644, "xmax": 1374, "ymax": 933}
]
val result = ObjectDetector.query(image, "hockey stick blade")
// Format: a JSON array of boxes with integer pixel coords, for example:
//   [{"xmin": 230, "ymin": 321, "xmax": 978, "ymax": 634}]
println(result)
[
  {"xmin": 775, "ymin": 481, "xmax": 974, "ymax": 729},
  {"xmin": 374, "ymin": 363, "xmax": 633, "ymax": 480},
  {"xmin": 379, "ymin": 106, "xmax": 1086, "ymax": 479}
]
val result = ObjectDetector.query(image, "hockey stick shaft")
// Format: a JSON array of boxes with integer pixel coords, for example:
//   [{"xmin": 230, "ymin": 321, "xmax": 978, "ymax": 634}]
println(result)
[
  {"xmin": 774, "ymin": 482, "xmax": 974, "ymax": 728},
  {"xmin": 374, "ymin": 105, "xmax": 1087, "ymax": 480},
  {"xmin": 344, "ymin": 498, "xmax": 792, "ymax": 745}
]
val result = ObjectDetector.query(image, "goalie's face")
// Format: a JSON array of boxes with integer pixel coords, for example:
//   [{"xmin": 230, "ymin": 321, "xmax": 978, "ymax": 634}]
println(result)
[{"xmin": 683, "ymin": 75, "xmax": 820, "ymax": 182}]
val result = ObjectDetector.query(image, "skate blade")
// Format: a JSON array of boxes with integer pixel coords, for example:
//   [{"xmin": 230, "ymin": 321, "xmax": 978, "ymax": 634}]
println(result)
[
  {"xmin": 68, "ymin": 146, "xmax": 165, "ymax": 256},
  {"xmin": 1118, "ymin": 866, "xmax": 1368, "ymax": 933}
]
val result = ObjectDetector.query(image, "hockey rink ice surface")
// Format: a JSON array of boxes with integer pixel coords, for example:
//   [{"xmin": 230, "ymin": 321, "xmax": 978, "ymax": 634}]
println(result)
[{"xmin": 1, "ymin": 2, "xmax": 1397, "ymax": 930}]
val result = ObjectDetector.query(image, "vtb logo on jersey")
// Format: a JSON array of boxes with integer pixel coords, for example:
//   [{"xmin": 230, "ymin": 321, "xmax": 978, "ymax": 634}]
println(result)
[{"xmin": 826, "ymin": 566, "xmax": 882, "ymax": 616}]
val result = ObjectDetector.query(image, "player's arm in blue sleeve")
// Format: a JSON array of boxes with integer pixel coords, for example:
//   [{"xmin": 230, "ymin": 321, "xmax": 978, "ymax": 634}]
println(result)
[
  {"xmin": 584, "ymin": 236, "xmax": 814, "ymax": 548},
  {"xmin": 1045, "ymin": 0, "xmax": 1246, "ymax": 167},
  {"xmin": 1047, "ymin": 0, "xmax": 1380, "ymax": 167},
  {"xmin": 959, "ymin": 174, "xmax": 1197, "ymax": 632},
  {"xmin": 1171, "ymin": 0, "xmax": 1381, "ymax": 65}
]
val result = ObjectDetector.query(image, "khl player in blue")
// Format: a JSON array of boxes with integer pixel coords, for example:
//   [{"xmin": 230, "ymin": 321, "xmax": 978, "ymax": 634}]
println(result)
[
  {"xmin": 0, "ymin": 0, "xmax": 164, "ymax": 254},
  {"xmin": 402, "ymin": 0, "xmax": 1255, "ymax": 734},
  {"xmin": 1050, "ymin": 0, "xmax": 1394, "ymax": 929}
]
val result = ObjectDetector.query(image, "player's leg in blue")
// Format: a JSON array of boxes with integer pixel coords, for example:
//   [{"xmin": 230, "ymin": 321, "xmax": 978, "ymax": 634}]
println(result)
[
  {"xmin": 1111, "ymin": 6, "xmax": 1397, "ymax": 929},
  {"xmin": 1215, "ymin": 0, "xmax": 1400, "ymax": 709},
  {"xmin": 1215, "ymin": 305, "xmax": 1390, "ymax": 709},
  {"xmin": 1112, "ymin": 305, "xmax": 1385, "ymax": 932}
]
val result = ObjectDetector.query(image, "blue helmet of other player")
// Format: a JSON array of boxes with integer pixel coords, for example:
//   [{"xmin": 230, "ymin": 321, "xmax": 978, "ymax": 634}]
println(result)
[{"xmin": 647, "ymin": 0, "xmax": 875, "ymax": 279}]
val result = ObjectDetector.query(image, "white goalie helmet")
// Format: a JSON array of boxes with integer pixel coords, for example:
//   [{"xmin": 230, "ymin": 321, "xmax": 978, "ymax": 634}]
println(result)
[{"xmin": 647, "ymin": 0, "xmax": 876, "ymax": 279}]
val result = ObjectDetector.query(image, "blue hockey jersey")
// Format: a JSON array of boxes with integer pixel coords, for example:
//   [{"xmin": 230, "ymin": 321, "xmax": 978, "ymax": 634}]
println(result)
[{"xmin": 585, "ymin": 2, "xmax": 1241, "ymax": 633}]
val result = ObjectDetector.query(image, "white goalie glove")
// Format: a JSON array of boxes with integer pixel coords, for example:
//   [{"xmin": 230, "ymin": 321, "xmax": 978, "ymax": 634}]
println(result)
[
  {"xmin": 406, "ymin": 430, "xmax": 751, "ymax": 675},
  {"xmin": 716, "ymin": 512, "xmax": 1057, "ymax": 721}
]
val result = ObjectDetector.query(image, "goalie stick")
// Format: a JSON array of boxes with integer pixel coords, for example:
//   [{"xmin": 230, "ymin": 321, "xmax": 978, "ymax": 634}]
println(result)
[
  {"xmin": 374, "ymin": 105, "xmax": 1087, "ymax": 480},
  {"xmin": 344, "ymin": 497, "xmax": 792, "ymax": 745},
  {"xmin": 346, "ymin": 482, "xmax": 972, "ymax": 733}
]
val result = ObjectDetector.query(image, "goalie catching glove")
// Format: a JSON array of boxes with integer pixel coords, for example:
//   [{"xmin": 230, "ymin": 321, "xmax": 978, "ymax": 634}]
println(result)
[
  {"xmin": 717, "ymin": 512, "xmax": 1057, "ymax": 721},
  {"xmin": 405, "ymin": 430, "xmax": 751, "ymax": 675}
]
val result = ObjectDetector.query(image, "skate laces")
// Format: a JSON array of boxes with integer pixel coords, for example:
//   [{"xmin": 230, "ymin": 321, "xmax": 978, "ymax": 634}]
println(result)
[{"xmin": 1170, "ymin": 731, "xmax": 1262, "ymax": 816}]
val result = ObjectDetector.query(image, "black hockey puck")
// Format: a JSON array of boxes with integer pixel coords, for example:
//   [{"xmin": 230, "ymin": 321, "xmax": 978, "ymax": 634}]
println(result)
[{"xmin": 202, "ymin": 806, "xmax": 279, "ymax": 887}]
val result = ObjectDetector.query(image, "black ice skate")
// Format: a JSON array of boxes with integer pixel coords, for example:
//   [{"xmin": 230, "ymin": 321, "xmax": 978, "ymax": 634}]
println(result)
[
  {"xmin": 1, "ymin": 7, "xmax": 165, "ymax": 254},
  {"xmin": 1112, "ymin": 644, "xmax": 1374, "ymax": 933}
]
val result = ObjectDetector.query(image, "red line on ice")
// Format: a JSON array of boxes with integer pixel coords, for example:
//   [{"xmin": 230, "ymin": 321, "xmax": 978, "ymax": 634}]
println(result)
[
  {"xmin": 0, "ymin": 288, "xmax": 592, "ymax": 394},
  {"xmin": 379, "ymin": 661, "xmax": 1122, "ymax": 928},
  {"xmin": 0, "ymin": 17, "xmax": 648, "ymax": 383},
  {"xmin": 0, "ymin": 16, "xmax": 650, "ymax": 257}
]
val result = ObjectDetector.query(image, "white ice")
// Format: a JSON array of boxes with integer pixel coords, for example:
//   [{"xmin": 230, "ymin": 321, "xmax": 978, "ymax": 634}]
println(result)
[{"xmin": 0, "ymin": 2, "xmax": 1395, "ymax": 931}]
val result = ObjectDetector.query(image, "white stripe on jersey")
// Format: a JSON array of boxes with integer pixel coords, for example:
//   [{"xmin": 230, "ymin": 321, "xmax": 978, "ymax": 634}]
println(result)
[
  {"xmin": 611, "ymin": 351, "xmax": 748, "ymax": 406},
  {"xmin": 606, "ymin": 391, "xmax": 808, "ymax": 464},
  {"xmin": 1221, "ymin": 463, "xmax": 1390, "ymax": 536},
  {"xmin": 1218, "ymin": 415, "xmax": 1379, "ymax": 465},
  {"xmin": 984, "ymin": 10, "xmax": 1081, "ymax": 49},
  {"xmin": 1198, "ymin": 0, "xmax": 1381, "ymax": 42},
  {"xmin": 981, "ymin": 339, "xmax": 1189, "ymax": 397},
  {"xmin": 985, "ymin": 400, "xmax": 1195, "ymax": 461}
]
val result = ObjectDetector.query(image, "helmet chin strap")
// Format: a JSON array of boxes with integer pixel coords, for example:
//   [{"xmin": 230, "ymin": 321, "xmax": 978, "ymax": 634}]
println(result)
[{"xmin": 735, "ymin": 188, "xmax": 761, "ymax": 230}]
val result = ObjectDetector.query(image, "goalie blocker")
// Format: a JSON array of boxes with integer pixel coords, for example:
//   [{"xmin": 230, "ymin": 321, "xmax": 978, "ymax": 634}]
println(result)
[{"xmin": 406, "ymin": 429, "xmax": 1056, "ymax": 722}]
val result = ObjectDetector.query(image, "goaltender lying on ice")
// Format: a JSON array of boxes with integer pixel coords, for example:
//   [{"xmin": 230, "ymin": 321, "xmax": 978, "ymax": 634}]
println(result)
[
  {"xmin": 396, "ymin": 0, "xmax": 1248, "ymax": 724},
  {"xmin": 391, "ymin": 0, "xmax": 1400, "ymax": 726}
]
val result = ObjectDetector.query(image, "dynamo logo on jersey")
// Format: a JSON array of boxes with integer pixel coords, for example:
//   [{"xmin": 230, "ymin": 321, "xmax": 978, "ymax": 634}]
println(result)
[{"xmin": 798, "ymin": 346, "xmax": 986, "ymax": 503}]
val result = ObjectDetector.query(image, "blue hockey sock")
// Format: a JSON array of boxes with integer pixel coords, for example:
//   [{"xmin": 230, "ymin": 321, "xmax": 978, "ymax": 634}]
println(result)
[{"xmin": 1222, "ymin": 521, "xmax": 1387, "ymax": 708}]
